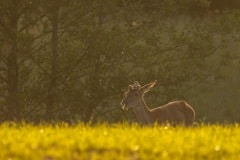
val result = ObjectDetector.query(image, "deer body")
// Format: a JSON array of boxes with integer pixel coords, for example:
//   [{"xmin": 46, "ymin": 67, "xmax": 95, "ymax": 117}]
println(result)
[{"xmin": 121, "ymin": 81, "xmax": 195, "ymax": 126}]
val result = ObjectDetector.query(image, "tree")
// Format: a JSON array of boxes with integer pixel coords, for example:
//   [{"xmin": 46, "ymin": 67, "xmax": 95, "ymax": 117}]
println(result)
[
  {"xmin": 0, "ymin": 0, "xmax": 37, "ymax": 120},
  {"xmin": 1, "ymin": 0, "xmax": 240, "ymax": 123}
]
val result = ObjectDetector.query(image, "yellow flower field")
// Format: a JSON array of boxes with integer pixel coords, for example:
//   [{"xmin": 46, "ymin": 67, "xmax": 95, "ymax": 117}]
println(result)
[{"xmin": 0, "ymin": 123, "xmax": 239, "ymax": 160}]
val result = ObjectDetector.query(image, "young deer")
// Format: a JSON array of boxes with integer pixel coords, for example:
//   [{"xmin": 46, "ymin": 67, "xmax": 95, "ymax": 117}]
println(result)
[{"xmin": 121, "ymin": 81, "xmax": 195, "ymax": 126}]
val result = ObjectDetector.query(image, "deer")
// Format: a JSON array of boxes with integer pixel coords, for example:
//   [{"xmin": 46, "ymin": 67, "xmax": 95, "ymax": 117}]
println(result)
[{"xmin": 121, "ymin": 80, "xmax": 195, "ymax": 126}]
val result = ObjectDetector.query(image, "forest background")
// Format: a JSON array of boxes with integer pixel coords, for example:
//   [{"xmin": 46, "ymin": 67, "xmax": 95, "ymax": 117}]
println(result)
[{"xmin": 1, "ymin": 0, "xmax": 240, "ymax": 123}]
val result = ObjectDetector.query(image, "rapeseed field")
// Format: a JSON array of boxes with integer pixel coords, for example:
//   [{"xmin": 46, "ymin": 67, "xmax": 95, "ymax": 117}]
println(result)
[{"xmin": 0, "ymin": 123, "xmax": 239, "ymax": 160}]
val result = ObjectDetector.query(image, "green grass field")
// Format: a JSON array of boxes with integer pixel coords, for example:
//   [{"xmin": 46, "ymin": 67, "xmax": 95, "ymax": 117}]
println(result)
[{"xmin": 0, "ymin": 123, "xmax": 239, "ymax": 160}]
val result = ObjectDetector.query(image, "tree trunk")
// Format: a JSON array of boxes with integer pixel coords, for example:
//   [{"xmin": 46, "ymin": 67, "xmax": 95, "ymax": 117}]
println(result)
[
  {"xmin": 46, "ymin": 7, "xmax": 59, "ymax": 120},
  {"xmin": 6, "ymin": 2, "xmax": 19, "ymax": 121},
  {"xmin": 83, "ymin": 102, "xmax": 97, "ymax": 123}
]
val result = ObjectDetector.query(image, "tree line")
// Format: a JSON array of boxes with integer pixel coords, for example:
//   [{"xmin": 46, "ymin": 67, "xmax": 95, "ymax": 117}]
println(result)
[{"xmin": 0, "ymin": 0, "xmax": 240, "ymax": 123}]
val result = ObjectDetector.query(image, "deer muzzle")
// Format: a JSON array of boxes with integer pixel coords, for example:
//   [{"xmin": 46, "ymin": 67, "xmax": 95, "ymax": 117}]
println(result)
[
  {"xmin": 121, "ymin": 105, "xmax": 129, "ymax": 111},
  {"xmin": 121, "ymin": 100, "xmax": 128, "ymax": 110}
]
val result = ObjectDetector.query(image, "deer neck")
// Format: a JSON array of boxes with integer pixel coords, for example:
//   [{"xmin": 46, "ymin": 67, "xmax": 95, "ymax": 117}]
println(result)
[{"xmin": 133, "ymin": 97, "xmax": 153, "ymax": 125}]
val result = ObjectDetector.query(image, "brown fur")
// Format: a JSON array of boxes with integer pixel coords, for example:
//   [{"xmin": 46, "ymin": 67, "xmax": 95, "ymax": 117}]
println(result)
[
  {"xmin": 151, "ymin": 101, "xmax": 195, "ymax": 126},
  {"xmin": 121, "ymin": 81, "xmax": 195, "ymax": 126}
]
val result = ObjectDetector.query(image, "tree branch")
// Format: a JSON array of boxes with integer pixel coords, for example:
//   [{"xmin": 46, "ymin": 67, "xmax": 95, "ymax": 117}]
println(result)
[
  {"xmin": 19, "ymin": 14, "xmax": 47, "ymax": 33},
  {"xmin": 0, "ymin": 75, "xmax": 7, "ymax": 82}
]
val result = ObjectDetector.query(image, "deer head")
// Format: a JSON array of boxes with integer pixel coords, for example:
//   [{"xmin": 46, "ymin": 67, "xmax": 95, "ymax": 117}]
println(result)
[{"xmin": 121, "ymin": 80, "xmax": 157, "ymax": 110}]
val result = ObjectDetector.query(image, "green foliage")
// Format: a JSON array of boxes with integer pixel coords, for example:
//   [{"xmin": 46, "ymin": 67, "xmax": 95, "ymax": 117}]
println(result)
[
  {"xmin": 0, "ymin": 123, "xmax": 240, "ymax": 160},
  {"xmin": 0, "ymin": 0, "xmax": 240, "ymax": 123}
]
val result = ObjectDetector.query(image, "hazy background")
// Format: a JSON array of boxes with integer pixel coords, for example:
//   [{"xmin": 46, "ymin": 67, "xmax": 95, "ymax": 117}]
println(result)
[{"xmin": 0, "ymin": 0, "xmax": 240, "ymax": 123}]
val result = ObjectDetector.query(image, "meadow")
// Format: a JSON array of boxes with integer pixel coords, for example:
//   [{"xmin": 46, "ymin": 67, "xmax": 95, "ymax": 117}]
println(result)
[{"xmin": 0, "ymin": 123, "xmax": 239, "ymax": 160}]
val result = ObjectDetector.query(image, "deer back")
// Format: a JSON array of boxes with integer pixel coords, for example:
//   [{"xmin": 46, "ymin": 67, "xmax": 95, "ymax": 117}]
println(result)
[{"xmin": 151, "ymin": 101, "xmax": 195, "ymax": 126}]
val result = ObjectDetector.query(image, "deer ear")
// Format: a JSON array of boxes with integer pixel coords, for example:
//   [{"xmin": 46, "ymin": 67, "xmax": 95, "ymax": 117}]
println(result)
[
  {"xmin": 140, "ymin": 80, "xmax": 157, "ymax": 93},
  {"xmin": 128, "ymin": 85, "xmax": 133, "ymax": 91}
]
